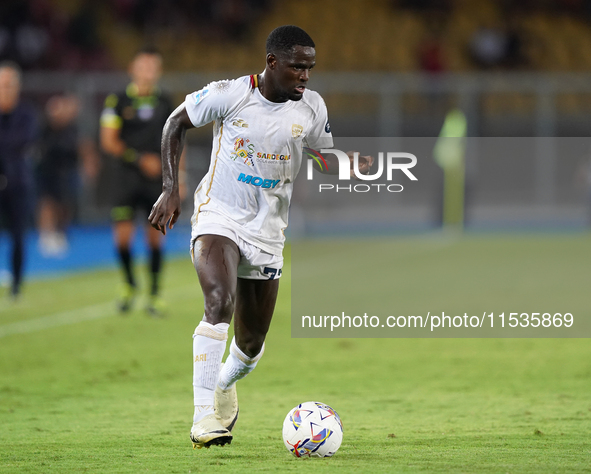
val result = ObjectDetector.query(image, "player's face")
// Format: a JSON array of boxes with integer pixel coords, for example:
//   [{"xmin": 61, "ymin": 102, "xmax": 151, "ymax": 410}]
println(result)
[
  {"xmin": 0, "ymin": 67, "xmax": 21, "ymax": 113},
  {"xmin": 46, "ymin": 95, "xmax": 79, "ymax": 127},
  {"xmin": 269, "ymin": 46, "xmax": 316, "ymax": 102},
  {"xmin": 129, "ymin": 53, "xmax": 162, "ymax": 89}
]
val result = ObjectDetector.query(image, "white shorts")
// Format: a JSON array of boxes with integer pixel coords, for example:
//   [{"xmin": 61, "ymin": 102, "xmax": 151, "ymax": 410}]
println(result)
[{"xmin": 191, "ymin": 212, "xmax": 283, "ymax": 280}]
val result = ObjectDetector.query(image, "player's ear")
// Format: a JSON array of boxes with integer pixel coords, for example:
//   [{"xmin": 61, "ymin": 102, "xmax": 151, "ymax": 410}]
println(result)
[{"xmin": 266, "ymin": 53, "xmax": 277, "ymax": 69}]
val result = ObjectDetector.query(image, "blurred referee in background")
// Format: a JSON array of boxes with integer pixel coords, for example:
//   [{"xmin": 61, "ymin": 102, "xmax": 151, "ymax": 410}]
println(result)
[
  {"xmin": 100, "ymin": 47, "xmax": 175, "ymax": 316},
  {"xmin": 0, "ymin": 61, "xmax": 38, "ymax": 301}
]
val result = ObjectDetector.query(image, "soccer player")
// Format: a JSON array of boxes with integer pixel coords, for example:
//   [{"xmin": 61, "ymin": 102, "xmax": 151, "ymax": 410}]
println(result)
[
  {"xmin": 0, "ymin": 61, "xmax": 38, "ymax": 300},
  {"xmin": 149, "ymin": 25, "xmax": 372, "ymax": 448},
  {"xmin": 100, "ymin": 47, "xmax": 175, "ymax": 316}
]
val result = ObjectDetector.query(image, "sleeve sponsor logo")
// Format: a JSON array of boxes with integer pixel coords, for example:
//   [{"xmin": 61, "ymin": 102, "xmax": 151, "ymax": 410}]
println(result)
[
  {"xmin": 192, "ymin": 87, "xmax": 210, "ymax": 104},
  {"xmin": 325, "ymin": 121, "xmax": 331, "ymax": 133}
]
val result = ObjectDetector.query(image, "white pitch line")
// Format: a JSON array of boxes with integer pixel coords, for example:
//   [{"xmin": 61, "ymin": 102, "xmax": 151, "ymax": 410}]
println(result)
[
  {"xmin": 0, "ymin": 284, "xmax": 200, "ymax": 339},
  {"xmin": 0, "ymin": 301, "xmax": 116, "ymax": 339}
]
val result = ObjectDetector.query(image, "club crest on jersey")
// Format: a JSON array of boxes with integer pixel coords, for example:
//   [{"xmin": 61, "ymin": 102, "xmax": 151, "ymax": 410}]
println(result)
[
  {"xmin": 231, "ymin": 137, "xmax": 255, "ymax": 166},
  {"xmin": 292, "ymin": 124, "xmax": 303, "ymax": 138},
  {"xmin": 212, "ymin": 80, "xmax": 231, "ymax": 93}
]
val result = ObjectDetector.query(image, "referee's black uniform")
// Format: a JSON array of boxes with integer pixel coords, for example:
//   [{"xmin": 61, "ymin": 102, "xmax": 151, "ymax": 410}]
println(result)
[
  {"xmin": 101, "ymin": 83, "xmax": 174, "ymax": 222},
  {"xmin": 101, "ymin": 82, "xmax": 174, "ymax": 313}
]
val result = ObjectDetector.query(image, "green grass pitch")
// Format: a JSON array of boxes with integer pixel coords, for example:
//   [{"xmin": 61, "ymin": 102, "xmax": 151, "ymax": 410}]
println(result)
[{"xmin": 0, "ymin": 234, "xmax": 590, "ymax": 473}]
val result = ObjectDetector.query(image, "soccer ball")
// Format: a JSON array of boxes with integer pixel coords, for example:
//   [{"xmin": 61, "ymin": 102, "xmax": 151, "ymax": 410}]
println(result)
[{"xmin": 282, "ymin": 401, "xmax": 343, "ymax": 457}]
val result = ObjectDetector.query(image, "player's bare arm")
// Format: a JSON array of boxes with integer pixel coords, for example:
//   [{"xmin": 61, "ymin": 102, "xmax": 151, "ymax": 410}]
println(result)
[
  {"xmin": 100, "ymin": 125, "xmax": 126, "ymax": 156},
  {"xmin": 348, "ymin": 152, "xmax": 374, "ymax": 177},
  {"xmin": 306, "ymin": 147, "xmax": 374, "ymax": 177},
  {"xmin": 101, "ymin": 124, "xmax": 161, "ymax": 178},
  {"xmin": 148, "ymin": 104, "xmax": 194, "ymax": 234}
]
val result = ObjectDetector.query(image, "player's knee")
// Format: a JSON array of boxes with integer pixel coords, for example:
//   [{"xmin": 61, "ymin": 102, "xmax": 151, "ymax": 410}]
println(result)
[
  {"xmin": 237, "ymin": 334, "xmax": 265, "ymax": 358},
  {"xmin": 203, "ymin": 286, "xmax": 235, "ymax": 322}
]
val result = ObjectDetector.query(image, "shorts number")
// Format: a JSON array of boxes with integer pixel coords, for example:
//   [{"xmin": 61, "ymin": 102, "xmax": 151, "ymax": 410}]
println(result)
[{"xmin": 263, "ymin": 267, "xmax": 282, "ymax": 280}]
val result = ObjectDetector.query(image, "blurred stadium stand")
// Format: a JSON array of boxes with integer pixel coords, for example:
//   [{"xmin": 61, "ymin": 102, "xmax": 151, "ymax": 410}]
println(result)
[
  {"xmin": 5, "ymin": 0, "xmax": 591, "ymax": 73},
  {"xmin": 4, "ymin": 0, "xmax": 591, "ymax": 231}
]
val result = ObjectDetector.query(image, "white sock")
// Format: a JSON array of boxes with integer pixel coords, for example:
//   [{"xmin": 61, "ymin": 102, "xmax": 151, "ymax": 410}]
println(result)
[
  {"xmin": 192, "ymin": 320, "xmax": 229, "ymax": 423},
  {"xmin": 218, "ymin": 337, "xmax": 264, "ymax": 390}
]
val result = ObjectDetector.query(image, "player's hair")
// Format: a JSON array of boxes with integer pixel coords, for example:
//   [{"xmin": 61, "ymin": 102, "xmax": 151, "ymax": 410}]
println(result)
[
  {"xmin": 266, "ymin": 25, "xmax": 315, "ymax": 56},
  {"xmin": 0, "ymin": 60, "xmax": 22, "ymax": 82},
  {"xmin": 133, "ymin": 46, "xmax": 162, "ymax": 59}
]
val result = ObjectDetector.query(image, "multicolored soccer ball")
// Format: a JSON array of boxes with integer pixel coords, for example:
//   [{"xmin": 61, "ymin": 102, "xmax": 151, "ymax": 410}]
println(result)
[{"xmin": 282, "ymin": 401, "xmax": 343, "ymax": 457}]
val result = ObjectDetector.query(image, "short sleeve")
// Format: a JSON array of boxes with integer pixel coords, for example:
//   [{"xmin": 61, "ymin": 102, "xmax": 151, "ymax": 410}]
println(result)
[
  {"xmin": 100, "ymin": 93, "xmax": 122, "ymax": 129},
  {"xmin": 303, "ymin": 95, "xmax": 333, "ymax": 150},
  {"xmin": 184, "ymin": 79, "xmax": 239, "ymax": 128}
]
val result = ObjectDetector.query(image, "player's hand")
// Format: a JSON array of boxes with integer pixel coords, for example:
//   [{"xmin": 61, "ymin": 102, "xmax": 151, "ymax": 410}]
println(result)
[
  {"xmin": 139, "ymin": 152, "xmax": 162, "ymax": 179},
  {"xmin": 347, "ymin": 151, "xmax": 374, "ymax": 179},
  {"xmin": 148, "ymin": 190, "xmax": 181, "ymax": 235}
]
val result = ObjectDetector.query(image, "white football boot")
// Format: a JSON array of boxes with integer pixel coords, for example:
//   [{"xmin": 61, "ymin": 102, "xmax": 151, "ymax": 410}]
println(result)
[
  {"xmin": 190, "ymin": 414, "xmax": 232, "ymax": 449},
  {"xmin": 214, "ymin": 363, "xmax": 239, "ymax": 431}
]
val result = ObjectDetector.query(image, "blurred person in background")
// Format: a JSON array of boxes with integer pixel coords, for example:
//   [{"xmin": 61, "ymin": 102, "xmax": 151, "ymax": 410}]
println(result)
[
  {"xmin": 100, "ymin": 47, "xmax": 175, "ymax": 316},
  {"xmin": 0, "ymin": 61, "xmax": 38, "ymax": 300},
  {"xmin": 37, "ymin": 94, "xmax": 99, "ymax": 257}
]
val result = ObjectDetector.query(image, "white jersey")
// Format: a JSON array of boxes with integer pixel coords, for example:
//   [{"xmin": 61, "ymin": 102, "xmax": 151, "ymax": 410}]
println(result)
[{"xmin": 185, "ymin": 74, "xmax": 333, "ymax": 255}]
